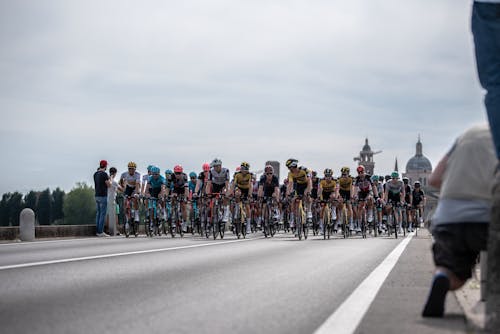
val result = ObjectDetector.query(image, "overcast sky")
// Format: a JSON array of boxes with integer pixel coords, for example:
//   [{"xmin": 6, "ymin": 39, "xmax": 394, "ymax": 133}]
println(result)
[{"xmin": 0, "ymin": 0, "xmax": 488, "ymax": 195}]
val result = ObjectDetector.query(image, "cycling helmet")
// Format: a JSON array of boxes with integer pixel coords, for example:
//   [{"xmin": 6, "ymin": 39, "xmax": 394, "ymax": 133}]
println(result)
[
  {"xmin": 165, "ymin": 169, "xmax": 173, "ymax": 175},
  {"xmin": 189, "ymin": 172, "xmax": 197, "ymax": 178},
  {"xmin": 174, "ymin": 165, "xmax": 183, "ymax": 173},
  {"xmin": 128, "ymin": 161, "xmax": 137, "ymax": 169},
  {"xmin": 385, "ymin": 175, "xmax": 391, "ymax": 181},
  {"xmin": 402, "ymin": 177, "xmax": 409, "ymax": 183},
  {"xmin": 324, "ymin": 168, "xmax": 333, "ymax": 176},
  {"xmin": 211, "ymin": 158, "xmax": 222, "ymax": 167},
  {"xmin": 286, "ymin": 158, "xmax": 298, "ymax": 168},
  {"xmin": 151, "ymin": 166, "xmax": 160, "ymax": 174},
  {"xmin": 236, "ymin": 166, "xmax": 241, "ymax": 172},
  {"xmin": 240, "ymin": 162, "xmax": 250, "ymax": 171},
  {"xmin": 312, "ymin": 170, "xmax": 317, "ymax": 177},
  {"xmin": 264, "ymin": 165, "xmax": 274, "ymax": 173},
  {"xmin": 147, "ymin": 165, "xmax": 154, "ymax": 172},
  {"xmin": 340, "ymin": 166, "xmax": 350, "ymax": 174},
  {"xmin": 356, "ymin": 165, "xmax": 365, "ymax": 173},
  {"xmin": 391, "ymin": 171, "xmax": 399, "ymax": 179},
  {"xmin": 202, "ymin": 162, "xmax": 210, "ymax": 172},
  {"xmin": 414, "ymin": 181, "xmax": 421, "ymax": 186},
  {"xmin": 371, "ymin": 175, "xmax": 379, "ymax": 182},
  {"xmin": 379, "ymin": 175, "xmax": 384, "ymax": 182}
]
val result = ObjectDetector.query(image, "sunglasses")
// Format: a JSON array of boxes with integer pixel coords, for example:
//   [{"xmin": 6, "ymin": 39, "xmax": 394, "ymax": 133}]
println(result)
[{"xmin": 266, "ymin": 173, "xmax": 273, "ymax": 175}]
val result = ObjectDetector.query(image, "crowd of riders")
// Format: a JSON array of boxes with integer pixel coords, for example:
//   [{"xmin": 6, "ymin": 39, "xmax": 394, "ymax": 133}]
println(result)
[{"xmin": 114, "ymin": 158, "xmax": 426, "ymax": 238}]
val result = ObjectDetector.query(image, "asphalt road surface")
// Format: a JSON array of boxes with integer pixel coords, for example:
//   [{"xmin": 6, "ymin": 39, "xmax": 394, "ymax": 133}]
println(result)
[{"xmin": 0, "ymin": 230, "xmax": 468, "ymax": 334}]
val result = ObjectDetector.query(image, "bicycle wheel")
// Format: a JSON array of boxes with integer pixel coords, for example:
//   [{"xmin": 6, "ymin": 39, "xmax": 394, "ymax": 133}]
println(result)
[
  {"xmin": 296, "ymin": 211, "xmax": 302, "ymax": 240},
  {"xmin": 262, "ymin": 204, "xmax": 269, "ymax": 238},
  {"xmin": 303, "ymin": 213, "xmax": 308, "ymax": 240},
  {"xmin": 124, "ymin": 213, "xmax": 131, "ymax": 238}
]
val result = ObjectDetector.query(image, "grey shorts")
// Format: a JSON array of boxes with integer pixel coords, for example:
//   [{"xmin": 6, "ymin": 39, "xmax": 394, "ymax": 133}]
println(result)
[{"xmin": 432, "ymin": 223, "xmax": 488, "ymax": 281}]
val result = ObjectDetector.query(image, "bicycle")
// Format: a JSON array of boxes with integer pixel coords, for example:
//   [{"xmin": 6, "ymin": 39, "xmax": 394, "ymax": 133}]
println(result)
[
  {"xmin": 208, "ymin": 193, "xmax": 225, "ymax": 240},
  {"xmin": 356, "ymin": 198, "xmax": 368, "ymax": 239},
  {"xmin": 232, "ymin": 196, "xmax": 246, "ymax": 239},
  {"xmin": 170, "ymin": 195, "xmax": 185, "ymax": 238},
  {"xmin": 339, "ymin": 199, "xmax": 351, "ymax": 239},
  {"xmin": 261, "ymin": 197, "xmax": 277, "ymax": 238},
  {"xmin": 122, "ymin": 194, "xmax": 139, "ymax": 238},
  {"xmin": 319, "ymin": 199, "xmax": 332, "ymax": 240},
  {"xmin": 146, "ymin": 196, "xmax": 162, "ymax": 237},
  {"xmin": 386, "ymin": 201, "xmax": 400, "ymax": 239},
  {"xmin": 292, "ymin": 194, "xmax": 308, "ymax": 240}
]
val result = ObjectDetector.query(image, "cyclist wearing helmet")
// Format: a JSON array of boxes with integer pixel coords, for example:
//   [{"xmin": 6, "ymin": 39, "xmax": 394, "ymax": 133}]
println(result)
[
  {"xmin": 402, "ymin": 177, "xmax": 413, "ymax": 232},
  {"xmin": 371, "ymin": 175, "xmax": 385, "ymax": 233},
  {"xmin": 194, "ymin": 163, "xmax": 211, "ymax": 196},
  {"xmin": 167, "ymin": 165, "xmax": 190, "ymax": 230},
  {"xmin": 354, "ymin": 165, "xmax": 378, "ymax": 232},
  {"xmin": 285, "ymin": 158, "xmax": 313, "ymax": 225},
  {"xmin": 411, "ymin": 181, "xmax": 426, "ymax": 228},
  {"xmin": 120, "ymin": 161, "xmax": 142, "ymax": 225},
  {"xmin": 206, "ymin": 158, "xmax": 231, "ymax": 222},
  {"xmin": 164, "ymin": 169, "xmax": 174, "ymax": 192},
  {"xmin": 145, "ymin": 167, "xmax": 166, "ymax": 199},
  {"xmin": 318, "ymin": 168, "xmax": 339, "ymax": 233},
  {"xmin": 383, "ymin": 171, "xmax": 406, "ymax": 234},
  {"xmin": 310, "ymin": 171, "xmax": 320, "ymax": 200},
  {"xmin": 142, "ymin": 165, "xmax": 154, "ymax": 196},
  {"xmin": 258, "ymin": 165, "xmax": 280, "ymax": 200},
  {"xmin": 338, "ymin": 166, "xmax": 355, "ymax": 231},
  {"xmin": 188, "ymin": 172, "xmax": 198, "ymax": 195},
  {"xmin": 230, "ymin": 162, "xmax": 253, "ymax": 233}
]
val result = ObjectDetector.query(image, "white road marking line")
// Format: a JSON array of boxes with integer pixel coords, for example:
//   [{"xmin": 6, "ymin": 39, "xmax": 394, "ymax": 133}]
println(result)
[
  {"xmin": 0, "ymin": 237, "xmax": 100, "ymax": 247},
  {"xmin": 314, "ymin": 232, "xmax": 415, "ymax": 334},
  {"xmin": 0, "ymin": 237, "xmax": 261, "ymax": 270}
]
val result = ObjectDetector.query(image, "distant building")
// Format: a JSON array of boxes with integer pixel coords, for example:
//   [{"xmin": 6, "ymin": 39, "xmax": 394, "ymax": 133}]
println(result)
[
  {"xmin": 353, "ymin": 138, "xmax": 381, "ymax": 176},
  {"xmin": 403, "ymin": 136, "xmax": 433, "ymax": 186}
]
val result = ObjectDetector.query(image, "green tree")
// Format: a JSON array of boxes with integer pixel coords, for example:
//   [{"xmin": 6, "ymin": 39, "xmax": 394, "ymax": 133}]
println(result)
[
  {"xmin": 51, "ymin": 188, "xmax": 65, "ymax": 223},
  {"xmin": 8, "ymin": 192, "xmax": 24, "ymax": 226},
  {"xmin": 63, "ymin": 183, "xmax": 95, "ymax": 225},
  {"xmin": 24, "ymin": 191, "xmax": 38, "ymax": 211},
  {"xmin": 0, "ymin": 193, "xmax": 11, "ymax": 226},
  {"xmin": 37, "ymin": 188, "xmax": 52, "ymax": 225}
]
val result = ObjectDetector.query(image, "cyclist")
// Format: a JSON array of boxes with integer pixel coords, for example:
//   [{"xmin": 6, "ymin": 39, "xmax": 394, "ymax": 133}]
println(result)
[
  {"xmin": 383, "ymin": 171, "xmax": 406, "ymax": 234},
  {"xmin": 206, "ymin": 158, "xmax": 230, "ymax": 222},
  {"xmin": 354, "ymin": 165, "xmax": 377, "ymax": 233},
  {"xmin": 194, "ymin": 163, "xmax": 211, "ymax": 195},
  {"xmin": 318, "ymin": 168, "xmax": 338, "ymax": 234},
  {"xmin": 168, "ymin": 165, "xmax": 190, "ymax": 231},
  {"xmin": 165, "ymin": 169, "xmax": 174, "ymax": 192},
  {"xmin": 119, "ymin": 161, "xmax": 142, "ymax": 225},
  {"xmin": 338, "ymin": 166, "xmax": 355, "ymax": 231},
  {"xmin": 229, "ymin": 162, "xmax": 253, "ymax": 234},
  {"xmin": 144, "ymin": 166, "xmax": 166, "ymax": 227},
  {"xmin": 402, "ymin": 177, "xmax": 413, "ymax": 232},
  {"xmin": 411, "ymin": 180, "xmax": 426, "ymax": 229},
  {"xmin": 142, "ymin": 165, "xmax": 154, "ymax": 196},
  {"xmin": 371, "ymin": 175, "xmax": 385, "ymax": 233},
  {"xmin": 285, "ymin": 158, "xmax": 312, "ymax": 231},
  {"xmin": 258, "ymin": 165, "xmax": 281, "ymax": 222}
]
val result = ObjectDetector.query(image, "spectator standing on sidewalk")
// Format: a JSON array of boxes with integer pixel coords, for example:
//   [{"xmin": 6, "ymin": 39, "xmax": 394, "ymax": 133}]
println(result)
[
  {"xmin": 94, "ymin": 160, "xmax": 111, "ymax": 237},
  {"xmin": 471, "ymin": 2, "xmax": 500, "ymax": 330},
  {"xmin": 422, "ymin": 125, "xmax": 496, "ymax": 317},
  {"xmin": 106, "ymin": 167, "xmax": 122, "ymax": 236}
]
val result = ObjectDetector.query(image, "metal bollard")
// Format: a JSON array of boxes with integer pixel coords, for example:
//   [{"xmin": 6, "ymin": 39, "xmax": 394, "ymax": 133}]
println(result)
[
  {"xmin": 19, "ymin": 208, "xmax": 35, "ymax": 241},
  {"xmin": 480, "ymin": 251, "xmax": 487, "ymax": 302}
]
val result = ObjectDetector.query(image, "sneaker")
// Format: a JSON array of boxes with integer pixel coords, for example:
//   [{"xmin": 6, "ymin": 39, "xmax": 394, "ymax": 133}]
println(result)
[{"xmin": 422, "ymin": 274, "xmax": 450, "ymax": 317}]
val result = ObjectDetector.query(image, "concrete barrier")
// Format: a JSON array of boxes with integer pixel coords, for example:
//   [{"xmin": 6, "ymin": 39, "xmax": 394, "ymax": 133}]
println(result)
[
  {"xmin": 0, "ymin": 225, "xmax": 97, "ymax": 240},
  {"xmin": 19, "ymin": 208, "xmax": 35, "ymax": 241}
]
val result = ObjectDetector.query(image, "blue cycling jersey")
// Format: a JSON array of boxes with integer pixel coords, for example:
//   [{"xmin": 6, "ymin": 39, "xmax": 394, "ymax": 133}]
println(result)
[
  {"xmin": 188, "ymin": 180, "xmax": 197, "ymax": 193},
  {"xmin": 148, "ymin": 175, "xmax": 166, "ymax": 189}
]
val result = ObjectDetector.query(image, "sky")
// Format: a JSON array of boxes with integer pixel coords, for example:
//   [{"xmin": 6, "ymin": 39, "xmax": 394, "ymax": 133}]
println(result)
[{"xmin": 0, "ymin": 0, "xmax": 488, "ymax": 195}]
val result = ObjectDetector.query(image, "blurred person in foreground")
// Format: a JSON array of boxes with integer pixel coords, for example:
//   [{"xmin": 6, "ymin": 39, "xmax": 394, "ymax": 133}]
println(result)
[{"xmin": 422, "ymin": 125, "xmax": 496, "ymax": 317}]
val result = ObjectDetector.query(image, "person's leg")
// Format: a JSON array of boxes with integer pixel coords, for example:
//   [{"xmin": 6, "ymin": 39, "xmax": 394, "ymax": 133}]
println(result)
[{"xmin": 472, "ymin": 2, "xmax": 500, "ymax": 159}]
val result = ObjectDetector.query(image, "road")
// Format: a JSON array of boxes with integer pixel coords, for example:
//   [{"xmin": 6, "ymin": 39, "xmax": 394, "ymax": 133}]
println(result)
[{"xmin": 0, "ymin": 230, "xmax": 468, "ymax": 334}]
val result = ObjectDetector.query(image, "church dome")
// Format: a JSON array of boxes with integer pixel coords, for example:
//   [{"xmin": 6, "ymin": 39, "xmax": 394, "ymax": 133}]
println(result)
[{"xmin": 406, "ymin": 137, "xmax": 432, "ymax": 172}]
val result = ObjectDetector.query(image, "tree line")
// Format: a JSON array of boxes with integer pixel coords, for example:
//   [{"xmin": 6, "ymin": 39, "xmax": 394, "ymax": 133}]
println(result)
[{"xmin": 0, "ymin": 183, "xmax": 96, "ymax": 226}]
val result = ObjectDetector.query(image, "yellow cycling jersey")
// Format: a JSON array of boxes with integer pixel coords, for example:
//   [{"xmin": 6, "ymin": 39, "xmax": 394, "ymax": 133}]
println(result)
[
  {"xmin": 288, "ymin": 168, "xmax": 308, "ymax": 185},
  {"xmin": 320, "ymin": 179, "xmax": 336, "ymax": 193},
  {"xmin": 233, "ymin": 172, "xmax": 252, "ymax": 190},
  {"xmin": 338, "ymin": 176, "xmax": 353, "ymax": 192}
]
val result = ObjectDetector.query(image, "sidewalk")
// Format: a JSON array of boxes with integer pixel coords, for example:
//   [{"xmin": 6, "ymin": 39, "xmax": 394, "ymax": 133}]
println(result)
[{"xmin": 355, "ymin": 228, "xmax": 484, "ymax": 334}]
